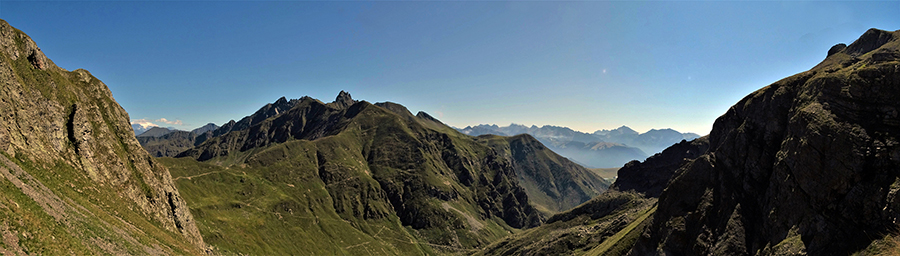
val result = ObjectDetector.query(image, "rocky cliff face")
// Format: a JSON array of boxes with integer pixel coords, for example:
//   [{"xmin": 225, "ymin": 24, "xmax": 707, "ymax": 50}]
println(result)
[
  {"xmin": 631, "ymin": 28, "xmax": 900, "ymax": 255},
  {"xmin": 611, "ymin": 137, "xmax": 709, "ymax": 198},
  {"xmin": 0, "ymin": 19, "xmax": 205, "ymax": 254}
]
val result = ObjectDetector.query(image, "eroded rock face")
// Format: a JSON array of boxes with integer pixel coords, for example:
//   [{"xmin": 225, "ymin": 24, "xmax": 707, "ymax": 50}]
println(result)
[
  {"xmin": 631, "ymin": 29, "xmax": 900, "ymax": 255},
  {"xmin": 611, "ymin": 136, "xmax": 709, "ymax": 198},
  {"xmin": 0, "ymin": 19, "xmax": 205, "ymax": 253}
]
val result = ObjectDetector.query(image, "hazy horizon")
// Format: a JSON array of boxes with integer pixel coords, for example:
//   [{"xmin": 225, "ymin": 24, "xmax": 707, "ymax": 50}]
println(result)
[{"xmin": 3, "ymin": 1, "xmax": 899, "ymax": 135}]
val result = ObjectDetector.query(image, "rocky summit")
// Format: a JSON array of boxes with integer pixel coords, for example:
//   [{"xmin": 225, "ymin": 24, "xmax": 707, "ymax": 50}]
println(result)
[
  {"xmin": 631, "ymin": 28, "xmax": 900, "ymax": 255},
  {"xmin": 0, "ymin": 19, "xmax": 205, "ymax": 254}
]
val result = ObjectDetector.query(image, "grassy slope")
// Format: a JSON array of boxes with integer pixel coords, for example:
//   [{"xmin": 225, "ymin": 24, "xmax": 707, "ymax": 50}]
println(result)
[
  {"xmin": 161, "ymin": 154, "xmax": 429, "ymax": 255},
  {"xmin": 0, "ymin": 152, "xmax": 199, "ymax": 255},
  {"xmin": 584, "ymin": 205, "xmax": 655, "ymax": 256}
]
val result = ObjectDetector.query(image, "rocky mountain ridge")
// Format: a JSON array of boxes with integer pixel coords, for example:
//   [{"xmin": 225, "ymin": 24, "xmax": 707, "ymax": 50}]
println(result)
[
  {"xmin": 166, "ymin": 91, "xmax": 610, "ymax": 254},
  {"xmin": 631, "ymin": 28, "xmax": 900, "ymax": 255}
]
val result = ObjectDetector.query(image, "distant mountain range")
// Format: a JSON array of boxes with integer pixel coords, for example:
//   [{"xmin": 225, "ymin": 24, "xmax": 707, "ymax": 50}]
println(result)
[{"xmin": 456, "ymin": 124, "xmax": 700, "ymax": 168}]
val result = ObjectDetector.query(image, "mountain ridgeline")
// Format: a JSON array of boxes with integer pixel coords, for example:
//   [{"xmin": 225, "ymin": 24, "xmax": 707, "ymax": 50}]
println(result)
[
  {"xmin": 165, "ymin": 91, "xmax": 610, "ymax": 254},
  {"xmin": 0, "ymin": 19, "xmax": 205, "ymax": 254}
]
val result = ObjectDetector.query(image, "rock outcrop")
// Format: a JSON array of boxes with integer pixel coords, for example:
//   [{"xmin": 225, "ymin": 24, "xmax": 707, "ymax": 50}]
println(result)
[
  {"xmin": 631, "ymin": 28, "xmax": 900, "ymax": 255},
  {"xmin": 0, "ymin": 19, "xmax": 205, "ymax": 254},
  {"xmin": 611, "ymin": 137, "xmax": 709, "ymax": 198}
]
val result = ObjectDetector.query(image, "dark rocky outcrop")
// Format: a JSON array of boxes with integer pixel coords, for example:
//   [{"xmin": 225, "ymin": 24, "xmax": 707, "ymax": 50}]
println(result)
[
  {"xmin": 630, "ymin": 28, "xmax": 900, "ymax": 256},
  {"xmin": 611, "ymin": 136, "xmax": 709, "ymax": 198},
  {"xmin": 828, "ymin": 43, "xmax": 847, "ymax": 57}
]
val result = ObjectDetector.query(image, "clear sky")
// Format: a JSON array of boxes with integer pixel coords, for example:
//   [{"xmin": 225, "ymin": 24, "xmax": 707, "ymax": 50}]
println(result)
[{"xmin": 2, "ymin": 1, "xmax": 898, "ymax": 134}]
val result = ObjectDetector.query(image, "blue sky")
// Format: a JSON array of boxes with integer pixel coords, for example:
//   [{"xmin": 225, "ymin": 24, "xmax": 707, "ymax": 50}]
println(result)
[{"xmin": 2, "ymin": 1, "xmax": 898, "ymax": 134}]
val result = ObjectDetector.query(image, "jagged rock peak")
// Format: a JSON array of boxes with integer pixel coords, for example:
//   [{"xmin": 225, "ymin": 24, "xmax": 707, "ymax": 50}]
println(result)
[
  {"xmin": 332, "ymin": 90, "xmax": 356, "ymax": 109},
  {"xmin": 274, "ymin": 96, "xmax": 288, "ymax": 105}
]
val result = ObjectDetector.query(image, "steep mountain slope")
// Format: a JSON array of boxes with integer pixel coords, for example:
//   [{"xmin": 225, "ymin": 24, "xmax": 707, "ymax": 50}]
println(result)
[
  {"xmin": 0, "ymin": 19, "xmax": 205, "ymax": 254},
  {"xmin": 479, "ymin": 137, "xmax": 709, "ymax": 255},
  {"xmin": 168, "ymin": 92, "xmax": 608, "ymax": 254},
  {"xmin": 476, "ymin": 134, "xmax": 610, "ymax": 215},
  {"xmin": 631, "ymin": 28, "xmax": 900, "ymax": 255}
]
